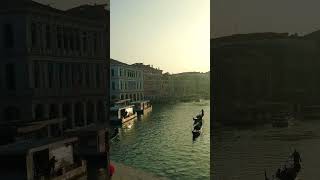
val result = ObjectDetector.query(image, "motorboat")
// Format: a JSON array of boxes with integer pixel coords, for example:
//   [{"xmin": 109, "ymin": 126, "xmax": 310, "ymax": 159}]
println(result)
[{"xmin": 131, "ymin": 100, "xmax": 152, "ymax": 115}]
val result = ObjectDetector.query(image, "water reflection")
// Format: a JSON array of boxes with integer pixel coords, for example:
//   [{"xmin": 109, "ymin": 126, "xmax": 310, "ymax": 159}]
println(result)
[
  {"xmin": 110, "ymin": 101, "xmax": 210, "ymax": 180},
  {"xmin": 213, "ymin": 119, "xmax": 320, "ymax": 180}
]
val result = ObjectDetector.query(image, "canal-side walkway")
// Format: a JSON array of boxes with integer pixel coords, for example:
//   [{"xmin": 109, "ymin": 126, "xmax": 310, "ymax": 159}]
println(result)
[{"xmin": 111, "ymin": 161, "xmax": 169, "ymax": 180}]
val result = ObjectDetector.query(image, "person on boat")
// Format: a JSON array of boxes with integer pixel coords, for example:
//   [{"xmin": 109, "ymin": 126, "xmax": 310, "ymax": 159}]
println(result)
[
  {"xmin": 49, "ymin": 156, "xmax": 57, "ymax": 175},
  {"xmin": 276, "ymin": 168, "xmax": 281, "ymax": 178},
  {"xmin": 264, "ymin": 170, "xmax": 269, "ymax": 180},
  {"xmin": 201, "ymin": 109, "xmax": 204, "ymax": 116},
  {"xmin": 292, "ymin": 149, "xmax": 302, "ymax": 163}
]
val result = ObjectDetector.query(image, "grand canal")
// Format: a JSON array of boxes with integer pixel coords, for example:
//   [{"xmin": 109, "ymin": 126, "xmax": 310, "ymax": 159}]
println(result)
[
  {"xmin": 110, "ymin": 100, "xmax": 210, "ymax": 180},
  {"xmin": 213, "ymin": 119, "xmax": 320, "ymax": 180}
]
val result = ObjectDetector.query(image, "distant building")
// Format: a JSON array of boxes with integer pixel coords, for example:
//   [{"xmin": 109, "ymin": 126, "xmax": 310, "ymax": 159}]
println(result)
[
  {"xmin": 0, "ymin": 0, "xmax": 109, "ymax": 129},
  {"xmin": 171, "ymin": 72, "xmax": 210, "ymax": 98},
  {"xmin": 212, "ymin": 35, "xmax": 320, "ymax": 125},
  {"xmin": 132, "ymin": 63, "xmax": 163, "ymax": 101},
  {"xmin": 160, "ymin": 73, "xmax": 173, "ymax": 100},
  {"xmin": 110, "ymin": 59, "xmax": 144, "ymax": 102}
]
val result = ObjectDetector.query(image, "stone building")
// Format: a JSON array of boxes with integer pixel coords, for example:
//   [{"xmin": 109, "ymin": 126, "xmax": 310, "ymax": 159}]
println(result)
[
  {"xmin": 212, "ymin": 33, "xmax": 320, "ymax": 125},
  {"xmin": 171, "ymin": 72, "xmax": 210, "ymax": 99},
  {"xmin": 0, "ymin": 0, "xmax": 109, "ymax": 130},
  {"xmin": 132, "ymin": 63, "xmax": 163, "ymax": 101},
  {"xmin": 160, "ymin": 73, "xmax": 173, "ymax": 100},
  {"xmin": 110, "ymin": 59, "xmax": 144, "ymax": 102}
]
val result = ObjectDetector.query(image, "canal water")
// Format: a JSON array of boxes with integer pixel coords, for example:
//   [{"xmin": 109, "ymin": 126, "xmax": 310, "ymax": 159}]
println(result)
[
  {"xmin": 213, "ymin": 119, "xmax": 320, "ymax": 180},
  {"xmin": 110, "ymin": 100, "xmax": 210, "ymax": 180}
]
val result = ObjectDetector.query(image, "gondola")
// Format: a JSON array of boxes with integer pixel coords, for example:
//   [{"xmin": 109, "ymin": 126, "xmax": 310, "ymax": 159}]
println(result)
[
  {"xmin": 192, "ymin": 121, "xmax": 203, "ymax": 139},
  {"xmin": 265, "ymin": 151, "xmax": 302, "ymax": 180}
]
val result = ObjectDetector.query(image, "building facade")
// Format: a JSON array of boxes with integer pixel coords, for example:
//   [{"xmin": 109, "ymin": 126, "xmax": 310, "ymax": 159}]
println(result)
[
  {"xmin": 132, "ymin": 63, "xmax": 162, "ymax": 101},
  {"xmin": 110, "ymin": 59, "xmax": 144, "ymax": 102},
  {"xmin": 160, "ymin": 73, "xmax": 174, "ymax": 100},
  {"xmin": 212, "ymin": 33, "xmax": 320, "ymax": 125},
  {"xmin": 171, "ymin": 72, "xmax": 210, "ymax": 98},
  {"xmin": 0, "ymin": 0, "xmax": 109, "ymax": 130}
]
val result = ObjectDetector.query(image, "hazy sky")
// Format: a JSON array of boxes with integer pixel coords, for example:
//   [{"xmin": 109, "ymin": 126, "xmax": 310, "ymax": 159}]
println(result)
[
  {"xmin": 111, "ymin": 0, "xmax": 210, "ymax": 74},
  {"xmin": 212, "ymin": 0, "xmax": 320, "ymax": 38}
]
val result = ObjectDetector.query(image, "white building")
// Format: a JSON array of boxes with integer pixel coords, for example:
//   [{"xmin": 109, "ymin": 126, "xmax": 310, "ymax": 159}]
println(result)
[
  {"xmin": 110, "ymin": 59, "xmax": 144, "ymax": 102},
  {"xmin": 0, "ymin": 0, "xmax": 109, "ymax": 129}
]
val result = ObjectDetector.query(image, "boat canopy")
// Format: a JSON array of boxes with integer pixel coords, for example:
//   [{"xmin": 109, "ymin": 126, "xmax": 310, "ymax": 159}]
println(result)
[
  {"xmin": 110, "ymin": 105, "xmax": 134, "ymax": 111},
  {"xmin": 131, "ymin": 100, "xmax": 150, "ymax": 104}
]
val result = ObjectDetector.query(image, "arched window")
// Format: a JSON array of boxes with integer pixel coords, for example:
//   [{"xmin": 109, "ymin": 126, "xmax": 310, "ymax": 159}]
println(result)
[
  {"xmin": 49, "ymin": 104, "xmax": 59, "ymax": 119},
  {"xmin": 62, "ymin": 103, "xmax": 72, "ymax": 129},
  {"xmin": 34, "ymin": 104, "xmax": 44, "ymax": 121},
  {"xmin": 97, "ymin": 101, "xmax": 105, "ymax": 123},
  {"xmin": 87, "ymin": 101, "xmax": 94, "ymax": 125},
  {"xmin": 3, "ymin": 107, "xmax": 20, "ymax": 121},
  {"xmin": 74, "ymin": 102, "xmax": 84, "ymax": 127}
]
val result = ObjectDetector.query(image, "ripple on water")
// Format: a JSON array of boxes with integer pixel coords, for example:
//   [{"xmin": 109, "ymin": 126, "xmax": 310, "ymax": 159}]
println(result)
[{"xmin": 110, "ymin": 101, "xmax": 210, "ymax": 179}]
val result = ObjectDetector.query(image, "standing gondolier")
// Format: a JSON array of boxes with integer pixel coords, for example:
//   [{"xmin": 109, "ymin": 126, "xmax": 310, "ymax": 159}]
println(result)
[{"xmin": 292, "ymin": 149, "xmax": 302, "ymax": 172}]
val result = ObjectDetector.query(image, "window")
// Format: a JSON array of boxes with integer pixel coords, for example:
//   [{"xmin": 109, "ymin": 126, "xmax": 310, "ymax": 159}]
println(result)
[
  {"xmin": 76, "ymin": 30, "xmax": 80, "ymax": 51},
  {"xmin": 82, "ymin": 32, "xmax": 87, "ymax": 52},
  {"xmin": 4, "ymin": 24, "xmax": 14, "ymax": 48},
  {"xmin": 63, "ymin": 27, "xmax": 68, "ymax": 50},
  {"xmin": 120, "ymin": 69, "xmax": 122, "ymax": 76},
  {"xmin": 48, "ymin": 63, "xmax": 53, "ymax": 88},
  {"xmin": 77, "ymin": 64, "xmax": 82, "ymax": 86},
  {"xmin": 70, "ymin": 29, "xmax": 74, "ymax": 51},
  {"xmin": 31, "ymin": 23, "xmax": 37, "ymax": 47},
  {"xmin": 112, "ymin": 81, "xmax": 115, "ymax": 90},
  {"xmin": 45, "ymin": 25, "xmax": 51, "ymax": 49},
  {"xmin": 57, "ymin": 26, "xmax": 62, "ymax": 49},
  {"xmin": 59, "ymin": 63, "xmax": 63, "ymax": 88},
  {"xmin": 111, "ymin": 69, "xmax": 114, "ymax": 77},
  {"xmin": 34, "ymin": 62, "xmax": 40, "ymax": 88},
  {"xmin": 93, "ymin": 32, "xmax": 97, "ymax": 53},
  {"xmin": 85, "ymin": 64, "xmax": 90, "ymax": 88},
  {"xmin": 72, "ymin": 64, "xmax": 76, "ymax": 87},
  {"xmin": 5, "ymin": 63, "xmax": 15, "ymax": 90},
  {"xmin": 96, "ymin": 64, "xmax": 100, "ymax": 88},
  {"xmin": 65, "ymin": 64, "xmax": 70, "ymax": 88}
]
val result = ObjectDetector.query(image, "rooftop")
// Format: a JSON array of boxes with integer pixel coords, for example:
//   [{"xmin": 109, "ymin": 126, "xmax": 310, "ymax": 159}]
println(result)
[
  {"xmin": 0, "ymin": 137, "xmax": 78, "ymax": 155},
  {"xmin": 1, "ymin": 0, "xmax": 108, "ymax": 22}
]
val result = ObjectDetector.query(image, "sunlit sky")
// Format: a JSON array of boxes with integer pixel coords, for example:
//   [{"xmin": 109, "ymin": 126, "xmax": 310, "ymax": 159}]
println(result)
[{"xmin": 111, "ymin": 0, "xmax": 210, "ymax": 74}]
